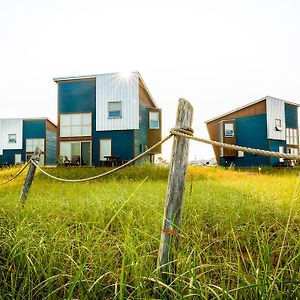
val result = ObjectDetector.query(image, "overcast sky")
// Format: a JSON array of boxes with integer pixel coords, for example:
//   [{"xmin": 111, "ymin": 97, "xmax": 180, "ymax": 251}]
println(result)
[{"xmin": 1, "ymin": 0, "xmax": 299, "ymax": 160}]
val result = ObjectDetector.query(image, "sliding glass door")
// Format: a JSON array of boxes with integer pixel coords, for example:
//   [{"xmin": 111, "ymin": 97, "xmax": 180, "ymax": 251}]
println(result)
[{"xmin": 60, "ymin": 141, "xmax": 91, "ymax": 166}]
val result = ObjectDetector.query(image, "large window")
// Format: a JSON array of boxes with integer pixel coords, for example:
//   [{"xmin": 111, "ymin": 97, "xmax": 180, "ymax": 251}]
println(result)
[
  {"xmin": 224, "ymin": 123, "xmax": 234, "ymax": 137},
  {"xmin": 60, "ymin": 113, "xmax": 91, "ymax": 137},
  {"xmin": 286, "ymin": 128, "xmax": 298, "ymax": 145},
  {"xmin": 26, "ymin": 138, "xmax": 45, "ymax": 165},
  {"xmin": 108, "ymin": 102, "xmax": 122, "ymax": 118},
  {"xmin": 149, "ymin": 111, "xmax": 160, "ymax": 129}
]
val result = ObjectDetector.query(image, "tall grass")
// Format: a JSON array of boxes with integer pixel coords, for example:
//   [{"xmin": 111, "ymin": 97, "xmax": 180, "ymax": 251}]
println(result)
[{"xmin": 0, "ymin": 165, "xmax": 300, "ymax": 299}]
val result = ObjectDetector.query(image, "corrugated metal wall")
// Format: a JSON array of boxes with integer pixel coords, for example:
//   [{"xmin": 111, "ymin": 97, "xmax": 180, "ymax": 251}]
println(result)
[
  {"xmin": 96, "ymin": 73, "xmax": 139, "ymax": 131},
  {"xmin": 266, "ymin": 97, "xmax": 286, "ymax": 140},
  {"xmin": 46, "ymin": 130, "xmax": 57, "ymax": 165},
  {"xmin": 134, "ymin": 103, "xmax": 149, "ymax": 162},
  {"xmin": 285, "ymin": 104, "xmax": 298, "ymax": 128},
  {"xmin": 0, "ymin": 119, "xmax": 23, "ymax": 155}
]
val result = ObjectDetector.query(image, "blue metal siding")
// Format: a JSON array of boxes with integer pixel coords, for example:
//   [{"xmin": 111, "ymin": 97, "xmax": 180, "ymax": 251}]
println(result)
[
  {"xmin": 269, "ymin": 140, "xmax": 286, "ymax": 166},
  {"xmin": 1, "ymin": 150, "xmax": 23, "ymax": 165},
  {"xmin": 135, "ymin": 103, "xmax": 149, "ymax": 156},
  {"xmin": 58, "ymin": 79, "xmax": 135, "ymax": 165},
  {"xmin": 46, "ymin": 130, "xmax": 57, "ymax": 165},
  {"xmin": 23, "ymin": 120, "xmax": 46, "ymax": 139},
  {"xmin": 221, "ymin": 114, "xmax": 270, "ymax": 167},
  {"xmin": 23, "ymin": 120, "xmax": 46, "ymax": 161},
  {"xmin": 58, "ymin": 80, "xmax": 96, "ymax": 113},
  {"xmin": 285, "ymin": 104, "xmax": 298, "ymax": 129},
  {"xmin": 92, "ymin": 130, "xmax": 134, "ymax": 166}
]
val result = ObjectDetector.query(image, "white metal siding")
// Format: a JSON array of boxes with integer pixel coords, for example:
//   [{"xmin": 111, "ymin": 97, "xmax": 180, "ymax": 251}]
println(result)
[
  {"xmin": 0, "ymin": 119, "xmax": 23, "ymax": 154},
  {"xmin": 96, "ymin": 73, "xmax": 139, "ymax": 131},
  {"xmin": 266, "ymin": 97, "xmax": 286, "ymax": 140}
]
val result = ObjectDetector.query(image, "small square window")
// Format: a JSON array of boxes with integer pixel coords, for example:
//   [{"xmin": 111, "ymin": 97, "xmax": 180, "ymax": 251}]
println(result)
[
  {"xmin": 108, "ymin": 102, "xmax": 122, "ymax": 118},
  {"xmin": 238, "ymin": 151, "xmax": 244, "ymax": 157},
  {"xmin": 149, "ymin": 111, "xmax": 160, "ymax": 129},
  {"xmin": 8, "ymin": 134, "xmax": 16, "ymax": 144},
  {"xmin": 275, "ymin": 119, "xmax": 282, "ymax": 131},
  {"xmin": 224, "ymin": 123, "xmax": 234, "ymax": 137}
]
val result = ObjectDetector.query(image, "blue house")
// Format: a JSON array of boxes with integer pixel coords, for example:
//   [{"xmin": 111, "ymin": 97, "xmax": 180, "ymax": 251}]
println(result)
[
  {"xmin": 0, "ymin": 118, "xmax": 57, "ymax": 166},
  {"xmin": 54, "ymin": 72, "xmax": 162, "ymax": 166},
  {"xmin": 205, "ymin": 96, "xmax": 299, "ymax": 167}
]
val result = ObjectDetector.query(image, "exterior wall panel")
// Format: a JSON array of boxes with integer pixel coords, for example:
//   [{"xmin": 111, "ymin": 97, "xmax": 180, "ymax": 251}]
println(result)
[
  {"xmin": 57, "ymin": 79, "xmax": 96, "ymax": 159},
  {"xmin": 92, "ymin": 130, "xmax": 134, "ymax": 166},
  {"xmin": 2, "ymin": 149, "xmax": 23, "ymax": 165},
  {"xmin": 46, "ymin": 130, "xmax": 57, "ymax": 165},
  {"xmin": 266, "ymin": 97, "xmax": 286, "ymax": 140},
  {"xmin": 221, "ymin": 114, "xmax": 270, "ymax": 166},
  {"xmin": 96, "ymin": 73, "xmax": 139, "ymax": 131},
  {"xmin": 206, "ymin": 100, "xmax": 266, "ymax": 164},
  {"xmin": 269, "ymin": 140, "xmax": 286, "ymax": 166},
  {"xmin": 135, "ymin": 103, "xmax": 149, "ymax": 157},
  {"xmin": 285, "ymin": 104, "xmax": 298, "ymax": 128},
  {"xmin": 0, "ymin": 119, "xmax": 23, "ymax": 155}
]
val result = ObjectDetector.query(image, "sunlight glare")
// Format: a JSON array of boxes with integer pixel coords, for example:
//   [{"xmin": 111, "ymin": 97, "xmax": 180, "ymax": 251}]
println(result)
[{"xmin": 119, "ymin": 70, "xmax": 132, "ymax": 79}]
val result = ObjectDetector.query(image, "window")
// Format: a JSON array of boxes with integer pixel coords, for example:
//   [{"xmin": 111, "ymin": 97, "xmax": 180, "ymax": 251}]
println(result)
[
  {"xmin": 238, "ymin": 151, "xmax": 244, "ymax": 158},
  {"xmin": 108, "ymin": 102, "xmax": 122, "ymax": 118},
  {"xmin": 8, "ymin": 134, "xmax": 16, "ymax": 144},
  {"xmin": 287, "ymin": 147, "xmax": 299, "ymax": 156},
  {"xmin": 149, "ymin": 111, "xmax": 160, "ymax": 129},
  {"xmin": 275, "ymin": 119, "xmax": 282, "ymax": 131},
  {"xmin": 286, "ymin": 128, "xmax": 298, "ymax": 145},
  {"xmin": 60, "ymin": 113, "xmax": 91, "ymax": 137},
  {"xmin": 279, "ymin": 146, "xmax": 284, "ymax": 163},
  {"xmin": 26, "ymin": 139, "xmax": 45, "ymax": 165},
  {"xmin": 224, "ymin": 123, "xmax": 234, "ymax": 137}
]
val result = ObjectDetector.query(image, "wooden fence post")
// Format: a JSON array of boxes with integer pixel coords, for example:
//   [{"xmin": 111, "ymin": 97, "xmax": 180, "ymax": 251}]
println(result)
[
  {"xmin": 20, "ymin": 147, "xmax": 41, "ymax": 204},
  {"xmin": 157, "ymin": 98, "xmax": 193, "ymax": 282}
]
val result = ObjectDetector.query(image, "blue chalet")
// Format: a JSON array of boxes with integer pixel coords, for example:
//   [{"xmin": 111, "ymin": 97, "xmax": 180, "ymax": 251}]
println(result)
[
  {"xmin": 0, "ymin": 118, "xmax": 57, "ymax": 166},
  {"xmin": 206, "ymin": 96, "xmax": 299, "ymax": 167},
  {"xmin": 54, "ymin": 72, "xmax": 162, "ymax": 166}
]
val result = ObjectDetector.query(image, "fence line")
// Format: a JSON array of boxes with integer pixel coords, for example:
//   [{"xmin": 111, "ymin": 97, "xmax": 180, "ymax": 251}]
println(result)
[
  {"xmin": 0, "ymin": 160, "xmax": 31, "ymax": 186},
  {"xmin": 30, "ymin": 134, "xmax": 173, "ymax": 183},
  {"xmin": 171, "ymin": 128, "xmax": 300, "ymax": 161},
  {"xmin": 1, "ymin": 126, "xmax": 300, "ymax": 187}
]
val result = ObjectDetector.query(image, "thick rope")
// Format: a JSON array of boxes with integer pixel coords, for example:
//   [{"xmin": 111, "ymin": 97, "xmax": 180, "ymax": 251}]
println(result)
[
  {"xmin": 30, "ymin": 134, "xmax": 173, "ymax": 183},
  {"xmin": 171, "ymin": 129, "xmax": 300, "ymax": 161},
  {"xmin": 1, "ymin": 127, "xmax": 297, "ymax": 185},
  {"xmin": 0, "ymin": 160, "xmax": 31, "ymax": 186}
]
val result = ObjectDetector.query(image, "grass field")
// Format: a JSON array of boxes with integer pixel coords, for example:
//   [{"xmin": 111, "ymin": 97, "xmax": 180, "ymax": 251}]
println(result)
[{"xmin": 0, "ymin": 164, "xmax": 300, "ymax": 299}]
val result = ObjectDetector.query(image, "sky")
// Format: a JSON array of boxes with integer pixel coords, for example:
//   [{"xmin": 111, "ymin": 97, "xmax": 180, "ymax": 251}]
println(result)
[{"xmin": 0, "ymin": 0, "xmax": 300, "ymax": 161}]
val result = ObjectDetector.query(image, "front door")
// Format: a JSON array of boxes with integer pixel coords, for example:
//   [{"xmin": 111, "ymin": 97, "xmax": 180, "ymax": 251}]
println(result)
[{"xmin": 100, "ymin": 139, "xmax": 111, "ymax": 161}]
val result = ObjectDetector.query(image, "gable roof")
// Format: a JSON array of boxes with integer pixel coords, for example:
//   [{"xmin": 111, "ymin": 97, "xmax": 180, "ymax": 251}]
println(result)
[
  {"xmin": 205, "ymin": 96, "xmax": 299, "ymax": 124},
  {"xmin": 53, "ymin": 71, "xmax": 158, "ymax": 108}
]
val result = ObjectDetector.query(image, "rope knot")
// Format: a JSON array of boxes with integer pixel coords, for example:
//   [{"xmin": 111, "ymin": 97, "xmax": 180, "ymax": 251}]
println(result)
[{"xmin": 171, "ymin": 127, "xmax": 194, "ymax": 136}]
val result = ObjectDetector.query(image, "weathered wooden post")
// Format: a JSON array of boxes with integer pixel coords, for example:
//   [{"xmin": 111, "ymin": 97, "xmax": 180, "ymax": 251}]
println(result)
[
  {"xmin": 157, "ymin": 98, "xmax": 193, "ymax": 282},
  {"xmin": 20, "ymin": 147, "xmax": 41, "ymax": 204}
]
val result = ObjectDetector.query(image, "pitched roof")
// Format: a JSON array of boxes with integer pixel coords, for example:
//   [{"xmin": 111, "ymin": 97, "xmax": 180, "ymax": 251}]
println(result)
[{"xmin": 205, "ymin": 96, "xmax": 299, "ymax": 123}]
